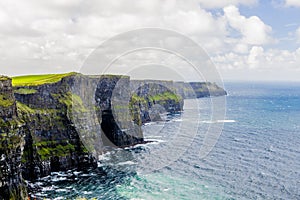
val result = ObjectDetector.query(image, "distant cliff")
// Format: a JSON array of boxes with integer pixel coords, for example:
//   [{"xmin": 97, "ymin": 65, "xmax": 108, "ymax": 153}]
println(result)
[{"xmin": 0, "ymin": 73, "xmax": 226, "ymax": 199}]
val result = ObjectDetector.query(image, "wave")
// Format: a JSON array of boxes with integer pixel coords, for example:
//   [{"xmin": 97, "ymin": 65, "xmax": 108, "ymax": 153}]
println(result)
[
  {"xmin": 200, "ymin": 119, "xmax": 236, "ymax": 124},
  {"xmin": 117, "ymin": 161, "xmax": 137, "ymax": 166}
]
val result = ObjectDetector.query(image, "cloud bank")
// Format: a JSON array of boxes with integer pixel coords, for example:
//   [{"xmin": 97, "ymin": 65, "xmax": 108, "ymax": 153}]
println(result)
[
  {"xmin": 285, "ymin": 0, "xmax": 300, "ymax": 7},
  {"xmin": 0, "ymin": 0, "xmax": 299, "ymax": 80}
]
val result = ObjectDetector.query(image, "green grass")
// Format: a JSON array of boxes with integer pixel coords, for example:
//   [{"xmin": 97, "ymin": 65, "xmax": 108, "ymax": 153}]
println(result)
[
  {"xmin": 14, "ymin": 88, "xmax": 37, "ymax": 95},
  {"xmin": 0, "ymin": 76, "xmax": 10, "ymax": 81},
  {"xmin": 12, "ymin": 72, "xmax": 77, "ymax": 87},
  {"xmin": 0, "ymin": 94, "xmax": 14, "ymax": 107},
  {"xmin": 35, "ymin": 140, "xmax": 76, "ymax": 160},
  {"xmin": 51, "ymin": 92, "xmax": 87, "ymax": 113},
  {"xmin": 16, "ymin": 102, "xmax": 35, "ymax": 114},
  {"xmin": 149, "ymin": 91, "xmax": 182, "ymax": 103}
]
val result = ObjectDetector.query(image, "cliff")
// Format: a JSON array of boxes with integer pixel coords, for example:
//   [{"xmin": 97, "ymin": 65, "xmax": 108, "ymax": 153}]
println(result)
[
  {"xmin": 130, "ymin": 80, "xmax": 184, "ymax": 124},
  {"xmin": 0, "ymin": 76, "xmax": 27, "ymax": 199},
  {"xmin": 0, "ymin": 73, "xmax": 226, "ymax": 199},
  {"xmin": 174, "ymin": 81, "xmax": 227, "ymax": 99}
]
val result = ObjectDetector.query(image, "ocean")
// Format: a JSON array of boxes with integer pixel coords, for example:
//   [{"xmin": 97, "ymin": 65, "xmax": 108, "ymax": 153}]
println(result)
[{"xmin": 30, "ymin": 82, "xmax": 300, "ymax": 199}]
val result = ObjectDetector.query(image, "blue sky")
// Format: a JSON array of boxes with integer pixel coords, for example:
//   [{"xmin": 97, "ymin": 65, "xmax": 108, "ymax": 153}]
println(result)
[
  {"xmin": 0, "ymin": 0, "xmax": 299, "ymax": 81},
  {"xmin": 239, "ymin": 1, "xmax": 300, "ymax": 50}
]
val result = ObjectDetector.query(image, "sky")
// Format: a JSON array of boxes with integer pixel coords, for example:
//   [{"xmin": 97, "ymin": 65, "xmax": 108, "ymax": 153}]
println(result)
[{"xmin": 0, "ymin": 0, "xmax": 299, "ymax": 81}]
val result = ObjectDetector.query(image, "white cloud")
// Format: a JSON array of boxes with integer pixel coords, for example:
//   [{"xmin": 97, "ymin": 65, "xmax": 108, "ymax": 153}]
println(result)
[
  {"xmin": 233, "ymin": 43, "xmax": 249, "ymax": 54},
  {"xmin": 223, "ymin": 5, "xmax": 273, "ymax": 45},
  {"xmin": 247, "ymin": 46, "xmax": 264, "ymax": 68},
  {"xmin": 0, "ymin": 0, "xmax": 298, "ymax": 81},
  {"xmin": 213, "ymin": 47, "xmax": 300, "ymax": 72},
  {"xmin": 296, "ymin": 27, "xmax": 300, "ymax": 43},
  {"xmin": 285, "ymin": 0, "xmax": 300, "ymax": 7},
  {"xmin": 198, "ymin": 0, "xmax": 257, "ymax": 9},
  {"xmin": 0, "ymin": 0, "xmax": 230, "ymax": 76}
]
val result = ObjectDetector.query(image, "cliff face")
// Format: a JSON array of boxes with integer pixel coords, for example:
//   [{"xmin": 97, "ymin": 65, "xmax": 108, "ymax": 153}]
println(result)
[
  {"xmin": 15, "ymin": 75, "xmax": 98, "ymax": 181},
  {"xmin": 0, "ymin": 76, "xmax": 27, "ymax": 200},
  {"xmin": 0, "ymin": 73, "xmax": 226, "ymax": 199},
  {"xmin": 130, "ymin": 80, "xmax": 184, "ymax": 124},
  {"xmin": 174, "ymin": 81, "xmax": 227, "ymax": 99},
  {"xmin": 13, "ymin": 74, "xmax": 146, "ymax": 180},
  {"xmin": 129, "ymin": 80, "xmax": 227, "ymax": 124},
  {"xmin": 13, "ymin": 75, "xmax": 182, "ymax": 182},
  {"xmin": 95, "ymin": 76, "xmax": 144, "ymax": 147}
]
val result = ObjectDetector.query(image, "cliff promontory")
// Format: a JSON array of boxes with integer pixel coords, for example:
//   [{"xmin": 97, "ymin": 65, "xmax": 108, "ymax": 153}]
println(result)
[{"xmin": 0, "ymin": 73, "xmax": 226, "ymax": 199}]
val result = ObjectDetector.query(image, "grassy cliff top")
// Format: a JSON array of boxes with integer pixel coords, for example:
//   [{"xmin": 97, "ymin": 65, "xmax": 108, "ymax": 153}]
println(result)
[
  {"xmin": 11, "ymin": 72, "xmax": 130, "ymax": 87},
  {"xmin": 0, "ymin": 76, "xmax": 10, "ymax": 81},
  {"xmin": 12, "ymin": 72, "xmax": 78, "ymax": 87}
]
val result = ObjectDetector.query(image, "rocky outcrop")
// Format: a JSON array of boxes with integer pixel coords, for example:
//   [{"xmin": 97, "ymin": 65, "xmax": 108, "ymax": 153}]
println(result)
[
  {"xmin": 0, "ymin": 77, "xmax": 17, "ymax": 118},
  {"xmin": 130, "ymin": 80, "xmax": 183, "ymax": 124},
  {"xmin": 174, "ymin": 81, "xmax": 227, "ymax": 98},
  {"xmin": 129, "ymin": 80, "xmax": 226, "ymax": 124},
  {"xmin": 0, "ymin": 76, "xmax": 27, "ymax": 200}
]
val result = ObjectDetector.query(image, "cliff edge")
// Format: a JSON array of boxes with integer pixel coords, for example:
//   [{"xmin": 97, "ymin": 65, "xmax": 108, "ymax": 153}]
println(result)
[{"xmin": 0, "ymin": 73, "xmax": 226, "ymax": 199}]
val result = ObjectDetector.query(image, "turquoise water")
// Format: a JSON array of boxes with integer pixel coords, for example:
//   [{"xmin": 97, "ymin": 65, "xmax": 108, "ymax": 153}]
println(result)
[{"xmin": 30, "ymin": 82, "xmax": 300, "ymax": 199}]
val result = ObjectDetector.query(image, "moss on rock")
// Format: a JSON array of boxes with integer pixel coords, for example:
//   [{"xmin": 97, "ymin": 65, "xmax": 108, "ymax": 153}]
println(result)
[
  {"xmin": 0, "ymin": 94, "xmax": 14, "ymax": 108},
  {"xmin": 14, "ymin": 88, "xmax": 37, "ymax": 95}
]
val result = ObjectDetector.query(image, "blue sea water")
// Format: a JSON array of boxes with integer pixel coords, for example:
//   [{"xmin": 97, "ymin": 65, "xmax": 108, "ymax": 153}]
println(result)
[{"xmin": 31, "ymin": 82, "xmax": 300, "ymax": 199}]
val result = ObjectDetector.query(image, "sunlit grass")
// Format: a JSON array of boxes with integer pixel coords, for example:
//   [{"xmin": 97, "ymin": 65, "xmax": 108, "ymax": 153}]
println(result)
[{"xmin": 12, "ymin": 72, "xmax": 77, "ymax": 87}]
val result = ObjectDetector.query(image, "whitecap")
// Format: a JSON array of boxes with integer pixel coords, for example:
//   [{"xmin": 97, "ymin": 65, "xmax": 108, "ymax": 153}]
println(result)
[
  {"xmin": 73, "ymin": 171, "xmax": 81, "ymax": 176},
  {"xmin": 52, "ymin": 177, "xmax": 67, "ymax": 182},
  {"xmin": 217, "ymin": 120, "xmax": 236, "ymax": 123},
  {"xmin": 83, "ymin": 191, "xmax": 93, "ymax": 195},
  {"xmin": 35, "ymin": 192, "xmax": 47, "ymax": 197},
  {"xmin": 173, "ymin": 119, "xmax": 183, "ymax": 122},
  {"xmin": 42, "ymin": 186, "xmax": 55, "ymax": 192},
  {"xmin": 117, "ymin": 161, "xmax": 137, "ymax": 166},
  {"xmin": 200, "ymin": 119, "xmax": 236, "ymax": 124},
  {"xmin": 56, "ymin": 188, "xmax": 69, "ymax": 192},
  {"xmin": 53, "ymin": 197, "xmax": 64, "ymax": 200}
]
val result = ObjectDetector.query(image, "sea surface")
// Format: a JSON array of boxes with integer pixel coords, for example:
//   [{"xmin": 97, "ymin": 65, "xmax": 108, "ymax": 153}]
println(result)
[{"xmin": 30, "ymin": 82, "xmax": 300, "ymax": 199}]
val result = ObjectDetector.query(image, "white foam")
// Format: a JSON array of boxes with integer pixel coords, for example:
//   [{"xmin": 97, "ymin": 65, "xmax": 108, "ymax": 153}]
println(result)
[
  {"xmin": 148, "ymin": 139, "xmax": 165, "ymax": 144},
  {"xmin": 83, "ymin": 191, "xmax": 93, "ymax": 195},
  {"xmin": 173, "ymin": 119, "xmax": 183, "ymax": 122},
  {"xmin": 52, "ymin": 177, "xmax": 67, "ymax": 182},
  {"xmin": 42, "ymin": 186, "xmax": 55, "ymax": 192},
  {"xmin": 218, "ymin": 120, "xmax": 236, "ymax": 123},
  {"xmin": 117, "ymin": 161, "xmax": 137, "ymax": 166},
  {"xmin": 53, "ymin": 197, "xmax": 64, "ymax": 200},
  {"xmin": 144, "ymin": 135, "xmax": 162, "ymax": 139},
  {"xmin": 200, "ymin": 119, "xmax": 236, "ymax": 124}
]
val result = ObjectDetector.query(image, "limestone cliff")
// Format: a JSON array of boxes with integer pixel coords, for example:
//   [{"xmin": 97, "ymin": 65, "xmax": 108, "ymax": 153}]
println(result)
[
  {"xmin": 0, "ymin": 76, "xmax": 27, "ymax": 200},
  {"xmin": 0, "ymin": 73, "xmax": 226, "ymax": 199},
  {"xmin": 130, "ymin": 80, "xmax": 184, "ymax": 124}
]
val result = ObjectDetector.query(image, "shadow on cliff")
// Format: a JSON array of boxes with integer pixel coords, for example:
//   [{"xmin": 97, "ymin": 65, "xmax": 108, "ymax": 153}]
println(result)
[{"xmin": 95, "ymin": 76, "xmax": 144, "ymax": 148}]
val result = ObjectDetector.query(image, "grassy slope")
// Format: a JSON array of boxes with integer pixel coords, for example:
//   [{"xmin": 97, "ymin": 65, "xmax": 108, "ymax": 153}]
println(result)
[{"xmin": 12, "ymin": 72, "xmax": 77, "ymax": 87}]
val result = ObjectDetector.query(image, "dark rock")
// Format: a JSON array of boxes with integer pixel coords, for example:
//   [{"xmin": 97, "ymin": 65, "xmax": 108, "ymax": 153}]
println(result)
[
  {"xmin": 0, "ymin": 73, "xmax": 227, "ymax": 199},
  {"xmin": 0, "ymin": 77, "xmax": 27, "ymax": 199}
]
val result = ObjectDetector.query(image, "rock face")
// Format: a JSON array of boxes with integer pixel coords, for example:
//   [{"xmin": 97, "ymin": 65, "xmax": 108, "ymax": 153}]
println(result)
[
  {"xmin": 95, "ymin": 76, "xmax": 144, "ymax": 147},
  {"xmin": 12, "ymin": 74, "xmax": 152, "ymax": 181},
  {"xmin": 15, "ymin": 75, "xmax": 98, "ymax": 181},
  {"xmin": 130, "ymin": 80, "xmax": 184, "ymax": 124},
  {"xmin": 0, "ymin": 76, "xmax": 27, "ymax": 200},
  {"xmin": 174, "ymin": 81, "xmax": 227, "ymax": 98},
  {"xmin": 0, "ymin": 73, "xmax": 226, "ymax": 199},
  {"xmin": 0, "ymin": 77, "xmax": 17, "ymax": 118}
]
